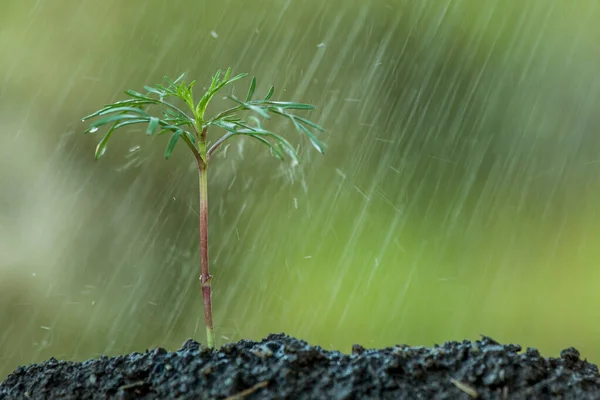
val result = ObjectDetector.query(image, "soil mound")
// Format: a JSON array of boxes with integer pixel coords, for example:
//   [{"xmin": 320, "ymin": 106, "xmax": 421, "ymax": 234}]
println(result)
[{"xmin": 2, "ymin": 334, "xmax": 599, "ymax": 399}]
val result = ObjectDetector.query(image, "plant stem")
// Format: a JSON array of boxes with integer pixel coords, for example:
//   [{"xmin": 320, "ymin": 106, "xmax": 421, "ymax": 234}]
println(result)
[
  {"xmin": 198, "ymin": 161, "xmax": 214, "ymax": 348},
  {"xmin": 207, "ymin": 131, "xmax": 235, "ymax": 159}
]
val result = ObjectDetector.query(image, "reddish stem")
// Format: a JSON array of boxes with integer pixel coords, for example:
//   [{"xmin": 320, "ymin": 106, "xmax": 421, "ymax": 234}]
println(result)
[{"xmin": 198, "ymin": 160, "xmax": 214, "ymax": 348}]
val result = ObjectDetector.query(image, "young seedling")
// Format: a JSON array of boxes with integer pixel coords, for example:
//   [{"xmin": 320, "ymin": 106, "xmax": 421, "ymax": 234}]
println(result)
[{"xmin": 82, "ymin": 68, "xmax": 325, "ymax": 348}]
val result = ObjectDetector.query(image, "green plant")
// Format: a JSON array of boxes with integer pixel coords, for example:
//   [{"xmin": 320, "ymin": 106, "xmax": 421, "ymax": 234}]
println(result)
[{"xmin": 82, "ymin": 68, "xmax": 325, "ymax": 348}]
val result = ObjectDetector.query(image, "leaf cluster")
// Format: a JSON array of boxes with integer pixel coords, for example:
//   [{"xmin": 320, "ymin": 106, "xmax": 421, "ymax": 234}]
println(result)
[{"xmin": 82, "ymin": 68, "xmax": 325, "ymax": 163}]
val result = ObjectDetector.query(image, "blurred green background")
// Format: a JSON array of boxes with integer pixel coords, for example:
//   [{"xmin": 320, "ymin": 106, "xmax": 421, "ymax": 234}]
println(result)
[{"xmin": 2, "ymin": 0, "xmax": 600, "ymax": 380}]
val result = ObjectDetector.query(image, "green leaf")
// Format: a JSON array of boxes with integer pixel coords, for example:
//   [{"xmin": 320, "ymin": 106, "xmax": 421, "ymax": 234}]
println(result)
[
  {"xmin": 163, "ymin": 73, "xmax": 185, "ymax": 88},
  {"xmin": 144, "ymin": 86, "xmax": 165, "ymax": 96},
  {"xmin": 162, "ymin": 108, "xmax": 181, "ymax": 118},
  {"xmin": 270, "ymin": 137, "xmax": 299, "ymax": 163},
  {"xmin": 245, "ymin": 129, "xmax": 299, "ymax": 163},
  {"xmin": 224, "ymin": 72, "xmax": 248, "ymax": 86},
  {"xmin": 113, "ymin": 118, "xmax": 152, "ymax": 130},
  {"xmin": 164, "ymin": 130, "xmax": 182, "ymax": 159},
  {"xmin": 146, "ymin": 117, "xmax": 159, "ymax": 135},
  {"xmin": 172, "ymin": 73, "xmax": 186, "ymax": 84},
  {"xmin": 210, "ymin": 119, "xmax": 238, "ymax": 135},
  {"xmin": 94, "ymin": 123, "xmax": 117, "ymax": 159},
  {"xmin": 157, "ymin": 120, "xmax": 183, "ymax": 131},
  {"xmin": 264, "ymin": 86, "xmax": 275, "ymax": 100},
  {"xmin": 196, "ymin": 68, "xmax": 250, "ymax": 117},
  {"xmin": 125, "ymin": 89, "xmax": 153, "ymax": 100},
  {"xmin": 82, "ymin": 104, "xmax": 147, "ymax": 120},
  {"xmin": 110, "ymin": 99, "xmax": 156, "ymax": 108},
  {"xmin": 86, "ymin": 114, "xmax": 147, "ymax": 132},
  {"xmin": 271, "ymin": 142, "xmax": 290, "ymax": 161},
  {"xmin": 96, "ymin": 106, "xmax": 148, "ymax": 117},
  {"xmin": 292, "ymin": 115, "xmax": 325, "ymax": 132},
  {"xmin": 184, "ymin": 131, "xmax": 196, "ymax": 144},
  {"xmin": 293, "ymin": 119, "xmax": 326, "ymax": 154},
  {"xmin": 266, "ymin": 101, "xmax": 315, "ymax": 110},
  {"xmin": 211, "ymin": 69, "xmax": 222, "ymax": 88},
  {"xmin": 249, "ymin": 135, "xmax": 285, "ymax": 160},
  {"xmin": 246, "ymin": 77, "xmax": 256, "ymax": 102},
  {"xmin": 229, "ymin": 96, "xmax": 270, "ymax": 118}
]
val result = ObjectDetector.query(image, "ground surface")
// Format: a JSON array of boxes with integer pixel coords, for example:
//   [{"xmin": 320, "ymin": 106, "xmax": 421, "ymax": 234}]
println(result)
[{"xmin": 1, "ymin": 334, "xmax": 599, "ymax": 399}]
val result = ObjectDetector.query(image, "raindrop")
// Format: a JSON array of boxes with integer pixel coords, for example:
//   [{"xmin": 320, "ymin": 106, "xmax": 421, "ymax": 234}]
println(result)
[
  {"xmin": 89, "ymin": 126, "xmax": 98, "ymax": 133},
  {"xmin": 129, "ymin": 145, "xmax": 141, "ymax": 153},
  {"xmin": 210, "ymin": 31, "xmax": 218, "ymax": 39}
]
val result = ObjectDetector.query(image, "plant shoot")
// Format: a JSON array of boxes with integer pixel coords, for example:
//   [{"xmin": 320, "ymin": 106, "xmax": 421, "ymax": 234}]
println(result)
[{"xmin": 82, "ymin": 68, "xmax": 325, "ymax": 348}]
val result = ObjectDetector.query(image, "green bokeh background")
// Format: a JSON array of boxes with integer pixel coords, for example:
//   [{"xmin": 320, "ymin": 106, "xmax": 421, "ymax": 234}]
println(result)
[{"xmin": 2, "ymin": 0, "xmax": 600, "ymax": 380}]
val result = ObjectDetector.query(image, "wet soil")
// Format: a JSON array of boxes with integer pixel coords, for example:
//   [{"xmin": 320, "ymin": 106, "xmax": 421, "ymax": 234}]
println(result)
[{"xmin": 1, "ymin": 334, "xmax": 599, "ymax": 399}]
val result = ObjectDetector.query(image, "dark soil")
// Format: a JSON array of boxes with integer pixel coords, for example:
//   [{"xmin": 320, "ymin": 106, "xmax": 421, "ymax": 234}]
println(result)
[{"xmin": 1, "ymin": 334, "xmax": 599, "ymax": 399}]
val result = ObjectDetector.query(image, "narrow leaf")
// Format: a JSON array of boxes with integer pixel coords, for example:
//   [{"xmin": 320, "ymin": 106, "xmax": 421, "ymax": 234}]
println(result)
[
  {"xmin": 264, "ymin": 86, "xmax": 275, "ymax": 100},
  {"xmin": 82, "ymin": 103, "xmax": 149, "ymax": 121},
  {"xmin": 296, "ymin": 121, "xmax": 326, "ymax": 154},
  {"xmin": 211, "ymin": 120, "xmax": 239, "ymax": 135},
  {"xmin": 164, "ymin": 130, "xmax": 182, "ymax": 159},
  {"xmin": 173, "ymin": 73, "xmax": 186, "ymax": 84},
  {"xmin": 82, "ymin": 109, "xmax": 109, "ymax": 120},
  {"xmin": 94, "ymin": 124, "xmax": 117, "ymax": 159},
  {"xmin": 278, "ymin": 143, "xmax": 299, "ymax": 162},
  {"xmin": 144, "ymin": 86, "xmax": 165, "ymax": 96},
  {"xmin": 249, "ymin": 135, "xmax": 284, "ymax": 160},
  {"xmin": 157, "ymin": 128, "xmax": 172, "ymax": 136},
  {"xmin": 110, "ymin": 99, "xmax": 156, "ymax": 107},
  {"xmin": 246, "ymin": 77, "xmax": 256, "ymax": 102},
  {"xmin": 293, "ymin": 115, "xmax": 325, "ymax": 132},
  {"xmin": 223, "ymin": 72, "xmax": 248, "ymax": 86},
  {"xmin": 146, "ymin": 117, "xmax": 159, "ymax": 135},
  {"xmin": 184, "ymin": 131, "xmax": 196, "ymax": 144},
  {"xmin": 229, "ymin": 96, "xmax": 270, "ymax": 118},
  {"xmin": 157, "ymin": 120, "xmax": 184, "ymax": 132},
  {"xmin": 125, "ymin": 89, "xmax": 152, "ymax": 100},
  {"xmin": 96, "ymin": 106, "xmax": 148, "ymax": 117},
  {"xmin": 265, "ymin": 101, "xmax": 315, "ymax": 110},
  {"xmin": 222, "ymin": 67, "xmax": 231, "ymax": 82},
  {"xmin": 212, "ymin": 69, "xmax": 222, "ymax": 87},
  {"xmin": 164, "ymin": 73, "xmax": 185, "ymax": 87},
  {"xmin": 244, "ymin": 130, "xmax": 299, "ymax": 162},
  {"xmin": 113, "ymin": 118, "xmax": 152, "ymax": 130},
  {"xmin": 268, "ymin": 137, "xmax": 299, "ymax": 163},
  {"xmin": 163, "ymin": 108, "xmax": 181, "ymax": 118},
  {"xmin": 87, "ymin": 114, "xmax": 147, "ymax": 132}
]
